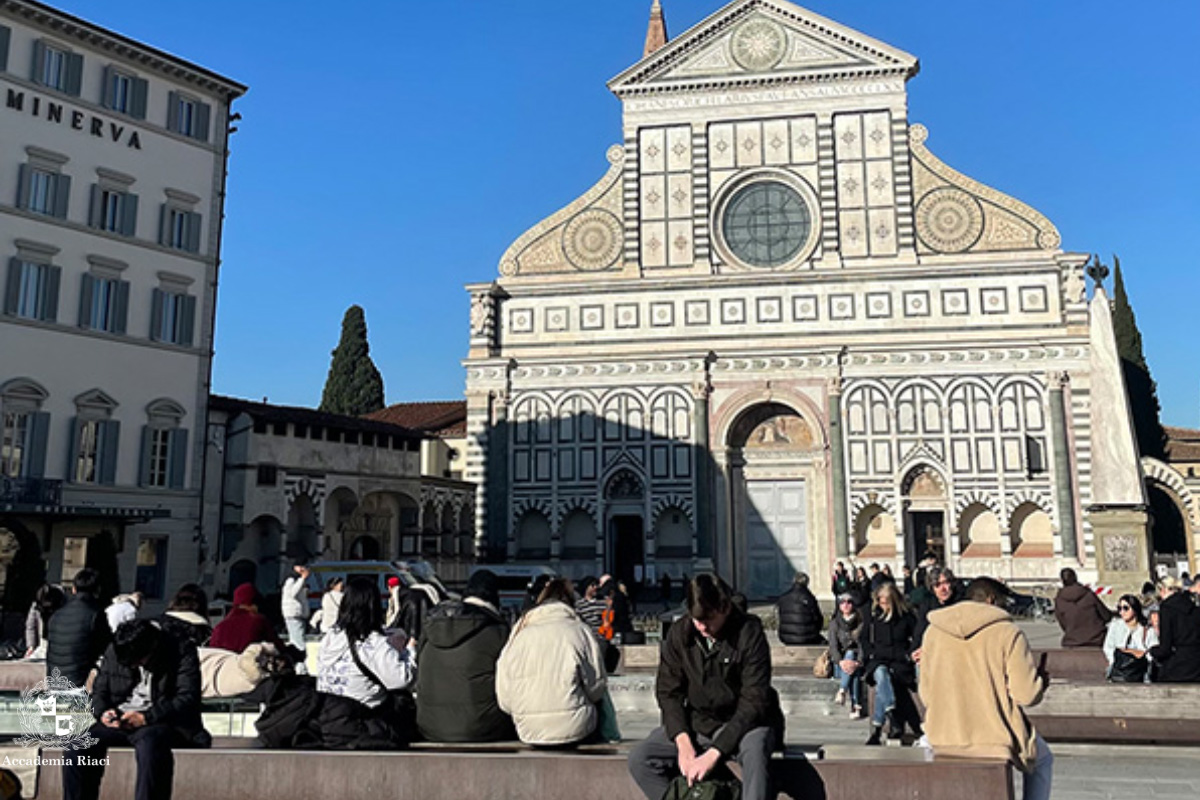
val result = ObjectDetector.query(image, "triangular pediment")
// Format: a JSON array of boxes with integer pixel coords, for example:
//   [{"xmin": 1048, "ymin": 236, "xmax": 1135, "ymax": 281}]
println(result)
[{"xmin": 610, "ymin": 0, "xmax": 917, "ymax": 95}]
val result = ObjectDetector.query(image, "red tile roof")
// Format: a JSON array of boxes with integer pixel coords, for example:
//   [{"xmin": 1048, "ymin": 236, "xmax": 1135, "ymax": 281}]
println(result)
[
  {"xmin": 1165, "ymin": 426, "xmax": 1200, "ymax": 463},
  {"xmin": 365, "ymin": 401, "xmax": 466, "ymax": 438}
]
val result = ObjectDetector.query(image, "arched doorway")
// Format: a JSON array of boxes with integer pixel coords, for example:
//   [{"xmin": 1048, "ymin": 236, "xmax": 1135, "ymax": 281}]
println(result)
[
  {"xmin": 348, "ymin": 535, "xmax": 381, "ymax": 561},
  {"xmin": 605, "ymin": 469, "xmax": 645, "ymax": 587},
  {"xmin": 726, "ymin": 402, "xmax": 816, "ymax": 599},
  {"xmin": 228, "ymin": 559, "xmax": 257, "ymax": 596},
  {"xmin": 1147, "ymin": 483, "xmax": 1188, "ymax": 567},
  {"xmin": 900, "ymin": 466, "xmax": 948, "ymax": 567}
]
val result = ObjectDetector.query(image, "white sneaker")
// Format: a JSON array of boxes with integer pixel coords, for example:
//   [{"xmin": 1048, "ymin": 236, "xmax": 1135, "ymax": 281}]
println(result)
[
  {"xmin": 835, "ymin": 688, "xmax": 847, "ymax": 706},
  {"xmin": 850, "ymin": 705, "xmax": 866, "ymax": 720}
]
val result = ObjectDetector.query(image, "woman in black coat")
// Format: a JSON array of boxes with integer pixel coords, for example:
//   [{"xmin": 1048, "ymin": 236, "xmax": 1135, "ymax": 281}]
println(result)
[
  {"xmin": 776, "ymin": 572, "xmax": 825, "ymax": 646},
  {"xmin": 1149, "ymin": 583, "xmax": 1200, "ymax": 683},
  {"xmin": 860, "ymin": 582, "xmax": 918, "ymax": 744}
]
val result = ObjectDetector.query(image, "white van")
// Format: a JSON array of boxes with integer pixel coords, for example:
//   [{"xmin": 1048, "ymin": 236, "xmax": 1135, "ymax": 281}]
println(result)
[
  {"xmin": 468, "ymin": 565, "xmax": 557, "ymax": 614},
  {"xmin": 306, "ymin": 560, "xmax": 451, "ymax": 614}
]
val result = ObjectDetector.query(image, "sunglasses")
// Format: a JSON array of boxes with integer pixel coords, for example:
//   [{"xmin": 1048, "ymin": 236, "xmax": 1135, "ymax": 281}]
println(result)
[
  {"xmin": 839, "ymin": 599, "xmax": 854, "ymax": 604},
  {"xmin": 1117, "ymin": 604, "xmax": 1132, "ymax": 611}
]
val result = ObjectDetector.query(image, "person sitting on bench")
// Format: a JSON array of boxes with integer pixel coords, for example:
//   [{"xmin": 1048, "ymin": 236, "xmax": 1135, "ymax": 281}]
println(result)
[{"xmin": 628, "ymin": 574, "xmax": 782, "ymax": 800}]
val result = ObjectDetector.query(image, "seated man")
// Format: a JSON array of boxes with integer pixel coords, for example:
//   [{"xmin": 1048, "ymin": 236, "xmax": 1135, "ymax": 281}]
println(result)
[
  {"xmin": 628, "ymin": 574, "xmax": 782, "ymax": 800},
  {"xmin": 63, "ymin": 619, "xmax": 209, "ymax": 800},
  {"xmin": 920, "ymin": 576, "xmax": 1051, "ymax": 800}
]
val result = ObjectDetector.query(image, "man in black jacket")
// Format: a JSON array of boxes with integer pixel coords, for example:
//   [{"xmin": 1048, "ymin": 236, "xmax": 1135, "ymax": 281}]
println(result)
[
  {"xmin": 63, "ymin": 619, "xmax": 208, "ymax": 800},
  {"xmin": 415, "ymin": 570, "xmax": 515, "ymax": 742},
  {"xmin": 911, "ymin": 566, "xmax": 961, "ymax": 664},
  {"xmin": 46, "ymin": 568, "xmax": 110, "ymax": 688},
  {"xmin": 629, "ymin": 574, "xmax": 782, "ymax": 800},
  {"xmin": 775, "ymin": 572, "xmax": 825, "ymax": 646}
]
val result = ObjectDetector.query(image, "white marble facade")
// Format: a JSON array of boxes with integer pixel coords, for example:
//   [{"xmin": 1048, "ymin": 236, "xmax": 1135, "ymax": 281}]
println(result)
[{"xmin": 464, "ymin": 0, "xmax": 1144, "ymax": 598}]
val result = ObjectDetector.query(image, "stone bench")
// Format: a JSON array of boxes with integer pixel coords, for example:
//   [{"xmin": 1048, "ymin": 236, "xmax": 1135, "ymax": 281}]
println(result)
[
  {"xmin": 33, "ymin": 744, "xmax": 1012, "ymax": 800},
  {"xmin": 1033, "ymin": 648, "xmax": 1109, "ymax": 684},
  {"xmin": 618, "ymin": 644, "xmax": 825, "ymax": 673}
]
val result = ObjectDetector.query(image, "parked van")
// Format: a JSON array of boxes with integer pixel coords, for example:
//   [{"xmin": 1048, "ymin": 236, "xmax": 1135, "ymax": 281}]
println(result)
[
  {"xmin": 306, "ymin": 560, "xmax": 452, "ymax": 614},
  {"xmin": 468, "ymin": 565, "xmax": 557, "ymax": 615}
]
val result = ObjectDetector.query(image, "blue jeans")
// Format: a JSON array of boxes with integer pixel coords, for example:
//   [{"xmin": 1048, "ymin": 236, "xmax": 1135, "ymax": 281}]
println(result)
[
  {"xmin": 834, "ymin": 659, "xmax": 865, "ymax": 708},
  {"xmin": 1020, "ymin": 734, "xmax": 1054, "ymax": 800},
  {"xmin": 872, "ymin": 665, "xmax": 895, "ymax": 725},
  {"xmin": 285, "ymin": 618, "xmax": 308, "ymax": 674}
]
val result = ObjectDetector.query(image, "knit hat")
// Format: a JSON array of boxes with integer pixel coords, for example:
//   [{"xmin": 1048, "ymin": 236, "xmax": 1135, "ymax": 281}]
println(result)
[
  {"xmin": 464, "ymin": 569, "xmax": 500, "ymax": 608},
  {"xmin": 837, "ymin": 592, "xmax": 855, "ymax": 603},
  {"xmin": 386, "ymin": 576, "xmax": 401, "ymax": 589},
  {"xmin": 232, "ymin": 583, "xmax": 257, "ymax": 606}
]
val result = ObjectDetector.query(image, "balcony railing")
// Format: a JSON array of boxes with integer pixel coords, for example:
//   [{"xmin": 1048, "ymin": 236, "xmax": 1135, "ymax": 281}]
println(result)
[{"xmin": 0, "ymin": 477, "xmax": 63, "ymax": 506}]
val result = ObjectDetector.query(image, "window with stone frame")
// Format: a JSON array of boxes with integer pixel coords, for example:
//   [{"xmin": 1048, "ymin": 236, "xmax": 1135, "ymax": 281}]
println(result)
[
  {"xmin": 102, "ymin": 65, "xmax": 148, "ymax": 119},
  {"xmin": 159, "ymin": 189, "xmax": 203, "ymax": 253},
  {"xmin": 0, "ymin": 379, "xmax": 50, "ymax": 479},
  {"xmin": 16, "ymin": 148, "xmax": 71, "ymax": 219},
  {"xmin": 139, "ymin": 399, "xmax": 188, "ymax": 489},
  {"xmin": 88, "ymin": 169, "xmax": 138, "ymax": 237},
  {"xmin": 32, "ymin": 40, "xmax": 82, "ymax": 95},
  {"xmin": 69, "ymin": 389, "xmax": 120, "ymax": 485},
  {"xmin": 79, "ymin": 257, "xmax": 130, "ymax": 335},
  {"xmin": 150, "ymin": 275, "xmax": 196, "ymax": 347}
]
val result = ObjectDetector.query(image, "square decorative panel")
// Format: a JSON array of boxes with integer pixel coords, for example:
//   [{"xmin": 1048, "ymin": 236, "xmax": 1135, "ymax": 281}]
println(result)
[
  {"xmin": 903, "ymin": 291, "xmax": 930, "ymax": 317},
  {"xmin": 510, "ymin": 309, "xmax": 534, "ymax": 333},
  {"xmin": 685, "ymin": 300, "xmax": 710, "ymax": 326},
  {"xmin": 1019, "ymin": 286, "xmax": 1049, "ymax": 313},
  {"xmin": 650, "ymin": 302, "xmax": 675, "ymax": 327},
  {"xmin": 792, "ymin": 295, "xmax": 818, "ymax": 321},
  {"xmin": 756, "ymin": 297, "xmax": 783, "ymax": 324},
  {"xmin": 580, "ymin": 305, "xmax": 605, "ymax": 331},
  {"xmin": 980, "ymin": 287, "xmax": 1008, "ymax": 315},
  {"xmin": 941, "ymin": 289, "xmax": 969, "ymax": 316},
  {"xmin": 720, "ymin": 298, "xmax": 746, "ymax": 325},
  {"xmin": 615, "ymin": 303, "xmax": 640, "ymax": 329},
  {"xmin": 829, "ymin": 294, "xmax": 856, "ymax": 320},
  {"xmin": 545, "ymin": 307, "xmax": 569, "ymax": 332},
  {"xmin": 866, "ymin": 293, "xmax": 892, "ymax": 319}
]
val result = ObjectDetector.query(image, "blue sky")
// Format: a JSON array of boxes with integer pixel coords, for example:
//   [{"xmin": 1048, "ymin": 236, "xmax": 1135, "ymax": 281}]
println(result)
[{"xmin": 62, "ymin": 1, "xmax": 1200, "ymax": 426}]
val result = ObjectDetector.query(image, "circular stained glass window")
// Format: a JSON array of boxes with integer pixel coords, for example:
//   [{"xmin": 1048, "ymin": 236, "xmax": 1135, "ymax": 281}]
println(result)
[{"xmin": 721, "ymin": 180, "xmax": 812, "ymax": 268}]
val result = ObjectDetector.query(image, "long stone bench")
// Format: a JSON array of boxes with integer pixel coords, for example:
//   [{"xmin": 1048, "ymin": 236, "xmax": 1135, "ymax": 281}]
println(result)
[
  {"xmin": 33, "ymin": 744, "xmax": 1013, "ymax": 800},
  {"xmin": 618, "ymin": 645, "xmax": 825, "ymax": 673}
]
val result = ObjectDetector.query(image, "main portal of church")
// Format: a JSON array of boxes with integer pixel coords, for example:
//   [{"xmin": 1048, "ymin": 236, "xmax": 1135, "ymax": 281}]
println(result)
[{"xmin": 464, "ymin": 0, "xmax": 1147, "ymax": 598}]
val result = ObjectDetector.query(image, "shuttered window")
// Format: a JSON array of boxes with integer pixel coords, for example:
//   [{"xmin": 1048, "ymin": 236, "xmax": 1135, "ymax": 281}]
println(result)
[
  {"xmin": 139, "ymin": 425, "xmax": 188, "ymax": 489},
  {"xmin": 88, "ymin": 186, "xmax": 138, "ymax": 236},
  {"xmin": 150, "ymin": 288, "xmax": 196, "ymax": 346},
  {"xmin": 159, "ymin": 206, "xmax": 202, "ymax": 253},
  {"xmin": 32, "ymin": 41, "xmax": 82, "ymax": 96},
  {"xmin": 17, "ymin": 165, "xmax": 71, "ymax": 219},
  {"xmin": 167, "ymin": 91, "xmax": 211, "ymax": 143},
  {"xmin": 70, "ymin": 419, "xmax": 120, "ymax": 484},
  {"xmin": 0, "ymin": 411, "xmax": 49, "ymax": 479},
  {"xmin": 102, "ymin": 66, "xmax": 148, "ymax": 120},
  {"xmin": 4, "ymin": 259, "xmax": 61, "ymax": 322},
  {"xmin": 78, "ymin": 274, "xmax": 129, "ymax": 334},
  {"xmin": 0, "ymin": 26, "xmax": 11, "ymax": 73}
]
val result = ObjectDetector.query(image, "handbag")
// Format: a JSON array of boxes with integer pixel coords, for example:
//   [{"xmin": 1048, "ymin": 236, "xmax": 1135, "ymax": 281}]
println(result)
[
  {"xmin": 813, "ymin": 650, "xmax": 833, "ymax": 679},
  {"xmin": 595, "ymin": 689, "xmax": 622, "ymax": 743},
  {"xmin": 663, "ymin": 775, "xmax": 741, "ymax": 800},
  {"xmin": 1109, "ymin": 627, "xmax": 1149, "ymax": 683}
]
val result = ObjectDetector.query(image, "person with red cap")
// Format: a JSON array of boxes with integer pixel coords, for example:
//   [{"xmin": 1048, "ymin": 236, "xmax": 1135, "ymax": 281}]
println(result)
[{"xmin": 210, "ymin": 583, "xmax": 284, "ymax": 654}]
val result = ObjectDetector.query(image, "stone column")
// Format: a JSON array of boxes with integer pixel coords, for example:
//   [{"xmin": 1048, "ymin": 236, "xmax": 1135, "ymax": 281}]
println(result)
[
  {"xmin": 1049, "ymin": 372, "xmax": 1078, "ymax": 560},
  {"xmin": 691, "ymin": 376, "xmax": 712, "ymax": 564},
  {"xmin": 828, "ymin": 377, "xmax": 850, "ymax": 559},
  {"xmin": 486, "ymin": 390, "xmax": 511, "ymax": 562}
]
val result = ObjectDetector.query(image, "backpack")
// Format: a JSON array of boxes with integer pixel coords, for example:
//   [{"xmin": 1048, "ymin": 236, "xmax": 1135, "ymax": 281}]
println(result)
[
  {"xmin": 255, "ymin": 675, "xmax": 323, "ymax": 749},
  {"xmin": 663, "ymin": 775, "xmax": 741, "ymax": 800}
]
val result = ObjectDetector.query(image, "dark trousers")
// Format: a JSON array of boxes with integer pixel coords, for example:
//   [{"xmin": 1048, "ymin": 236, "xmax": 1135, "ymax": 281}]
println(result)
[
  {"xmin": 62, "ymin": 722, "xmax": 179, "ymax": 800},
  {"xmin": 628, "ymin": 725, "xmax": 774, "ymax": 800}
]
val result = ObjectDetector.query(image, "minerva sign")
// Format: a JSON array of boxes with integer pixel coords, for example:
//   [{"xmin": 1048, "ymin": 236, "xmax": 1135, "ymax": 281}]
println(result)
[{"xmin": 5, "ymin": 88, "xmax": 142, "ymax": 150}]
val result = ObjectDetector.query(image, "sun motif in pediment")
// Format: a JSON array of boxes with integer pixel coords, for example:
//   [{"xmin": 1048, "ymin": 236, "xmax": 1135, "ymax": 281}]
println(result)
[{"xmin": 731, "ymin": 19, "xmax": 787, "ymax": 72}]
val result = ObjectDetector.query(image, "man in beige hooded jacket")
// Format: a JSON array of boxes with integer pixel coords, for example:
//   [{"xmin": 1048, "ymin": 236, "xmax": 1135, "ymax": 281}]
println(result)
[{"xmin": 919, "ymin": 577, "xmax": 1052, "ymax": 800}]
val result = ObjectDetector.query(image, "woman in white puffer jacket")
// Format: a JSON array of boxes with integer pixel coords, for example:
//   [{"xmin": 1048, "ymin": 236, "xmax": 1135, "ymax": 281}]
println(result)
[{"xmin": 496, "ymin": 578, "xmax": 607, "ymax": 745}]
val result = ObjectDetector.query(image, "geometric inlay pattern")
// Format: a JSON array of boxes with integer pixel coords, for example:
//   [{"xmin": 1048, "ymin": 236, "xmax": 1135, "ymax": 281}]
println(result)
[
  {"xmin": 563, "ymin": 209, "xmax": 623, "ymax": 271},
  {"xmin": 915, "ymin": 188, "xmax": 985, "ymax": 254}
]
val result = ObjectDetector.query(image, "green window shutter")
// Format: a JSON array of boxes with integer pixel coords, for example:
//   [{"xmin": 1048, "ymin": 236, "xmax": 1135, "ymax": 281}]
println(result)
[
  {"xmin": 179, "ymin": 294, "xmax": 197, "ymax": 346},
  {"xmin": 129, "ymin": 78, "xmax": 148, "ymax": 120},
  {"xmin": 42, "ymin": 265, "xmax": 61, "ymax": 322},
  {"xmin": 3, "ymin": 259, "xmax": 21, "ymax": 316},
  {"xmin": 66, "ymin": 416, "xmax": 80, "ymax": 483},
  {"xmin": 168, "ymin": 427, "xmax": 189, "ymax": 489},
  {"xmin": 194, "ymin": 102, "xmax": 211, "ymax": 143},
  {"xmin": 186, "ymin": 212, "xmax": 202, "ymax": 253},
  {"xmin": 26, "ymin": 412, "xmax": 50, "ymax": 478},
  {"xmin": 30, "ymin": 40, "xmax": 45, "ymax": 84},
  {"xmin": 150, "ymin": 288, "xmax": 164, "ymax": 341},
  {"xmin": 99, "ymin": 420, "xmax": 121, "ymax": 485},
  {"xmin": 166, "ymin": 91, "xmax": 180, "ymax": 132},
  {"xmin": 0, "ymin": 26, "xmax": 10, "ymax": 72},
  {"xmin": 78, "ymin": 273, "xmax": 95, "ymax": 328},
  {"xmin": 101, "ymin": 65, "xmax": 114, "ymax": 109},
  {"xmin": 63, "ymin": 52, "xmax": 83, "ymax": 97},
  {"xmin": 52, "ymin": 174, "xmax": 71, "ymax": 219},
  {"xmin": 121, "ymin": 192, "xmax": 139, "ymax": 237},
  {"xmin": 88, "ymin": 185, "xmax": 103, "ymax": 228},
  {"xmin": 16, "ymin": 164, "xmax": 29, "ymax": 209},
  {"xmin": 138, "ymin": 425, "xmax": 152, "ymax": 487},
  {"xmin": 113, "ymin": 280, "xmax": 130, "ymax": 334},
  {"xmin": 158, "ymin": 205, "xmax": 169, "ymax": 246}
]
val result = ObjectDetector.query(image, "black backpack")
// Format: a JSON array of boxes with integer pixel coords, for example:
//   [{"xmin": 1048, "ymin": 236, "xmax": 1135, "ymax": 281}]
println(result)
[{"xmin": 255, "ymin": 675, "xmax": 323, "ymax": 749}]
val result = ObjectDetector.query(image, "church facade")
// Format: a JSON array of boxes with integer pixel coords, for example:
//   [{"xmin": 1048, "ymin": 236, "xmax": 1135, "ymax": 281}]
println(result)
[{"xmin": 464, "ymin": 0, "xmax": 1148, "ymax": 598}]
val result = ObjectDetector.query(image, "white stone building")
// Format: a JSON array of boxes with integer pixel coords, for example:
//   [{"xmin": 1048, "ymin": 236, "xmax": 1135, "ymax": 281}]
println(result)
[
  {"xmin": 0, "ymin": 1, "xmax": 244, "ymax": 612},
  {"xmin": 464, "ymin": 0, "xmax": 1151, "ymax": 598},
  {"xmin": 203, "ymin": 397, "xmax": 477, "ymax": 596}
]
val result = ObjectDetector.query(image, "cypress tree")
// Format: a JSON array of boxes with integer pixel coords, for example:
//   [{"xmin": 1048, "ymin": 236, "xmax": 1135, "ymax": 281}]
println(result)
[
  {"xmin": 1110, "ymin": 256, "xmax": 1166, "ymax": 459},
  {"xmin": 319, "ymin": 305, "xmax": 385, "ymax": 416}
]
